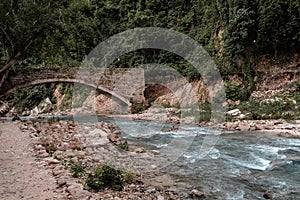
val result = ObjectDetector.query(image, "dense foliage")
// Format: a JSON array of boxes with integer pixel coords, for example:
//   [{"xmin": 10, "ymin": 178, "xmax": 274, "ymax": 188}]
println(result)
[{"xmin": 1, "ymin": 0, "xmax": 299, "ymax": 104}]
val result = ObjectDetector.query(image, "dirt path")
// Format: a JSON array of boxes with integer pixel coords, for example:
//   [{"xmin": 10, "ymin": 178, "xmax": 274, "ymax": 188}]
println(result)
[{"xmin": 0, "ymin": 121, "xmax": 59, "ymax": 200}]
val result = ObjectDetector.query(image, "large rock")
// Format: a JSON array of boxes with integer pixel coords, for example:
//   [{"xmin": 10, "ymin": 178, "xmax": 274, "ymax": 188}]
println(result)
[
  {"xmin": 107, "ymin": 130, "xmax": 122, "ymax": 144},
  {"xmin": 67, "ymin": 182, "xmax": 91, "ymax": 200},
  {"xmin": 224, "ymin": 122, "xmax": 238, "ymax": 130},
  {"xmin": 238, "ymin": 122, "xmax": 250, "ymax": 131},
  {"xmin": 227, "ymin": 109, "xmax": 241, "ymax": 116},
  {"xmin": 189, "ymin": 189, "xmax": 205, "ymax": 199},
  {"xmin": 30, "ymin": 97, "xmax": 53, "ymax": 115}
]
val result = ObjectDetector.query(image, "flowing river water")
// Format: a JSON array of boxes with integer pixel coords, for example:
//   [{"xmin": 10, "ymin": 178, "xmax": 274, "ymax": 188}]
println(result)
[
  {"xmin": 7, "ymin": 115, "xmax": 300, "ymax": 199},
  {"xmin": 105, "ymin": 118, "xmax": 300, "ymax": 199}
]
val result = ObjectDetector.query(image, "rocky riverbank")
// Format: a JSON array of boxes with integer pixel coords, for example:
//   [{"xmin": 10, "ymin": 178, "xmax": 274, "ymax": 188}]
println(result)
[
  {"xmin": 220, "ymin": 119, "xmax": 300, "ymax": 138},
  {"xmin": 122, "ymin": 109, "xmax": 300, "ymax": 138},
  {"xmin": 14, "ymin": 119, "xmax": 202, "ymax": 200}
]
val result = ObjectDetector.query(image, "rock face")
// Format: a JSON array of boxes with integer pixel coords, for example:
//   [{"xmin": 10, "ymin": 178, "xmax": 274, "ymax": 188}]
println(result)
[{"xmin": 150, "ymin": 79, "xmax": 210, "ymax": 107}]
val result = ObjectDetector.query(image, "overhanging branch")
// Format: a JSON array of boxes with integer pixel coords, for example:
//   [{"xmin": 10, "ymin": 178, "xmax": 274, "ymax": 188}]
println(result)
[{"xmin": 0, "ymin": 29, "xmax": 43, "ymax": 74}]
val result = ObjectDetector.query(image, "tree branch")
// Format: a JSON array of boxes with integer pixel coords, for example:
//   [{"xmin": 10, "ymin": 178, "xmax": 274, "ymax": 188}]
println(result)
[
  {"xmin": 0, "ymin": 26, "xmax": 14, "ymax": 54},
  {"xmin": 0, "ymin": 70, "xmax": 9, "ymax": 88},
  {"xmin": 0, "ymin": 29, "xmax": 44, "ymax": 88},
  {"xmin": 0, "ymin": 29, "xmax": 43, "ymax": 74}
]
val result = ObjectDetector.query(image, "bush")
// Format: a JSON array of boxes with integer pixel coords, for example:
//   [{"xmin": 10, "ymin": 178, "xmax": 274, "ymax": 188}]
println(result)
[
  {"xmin": 86, "ymin": 164, "xmax": 124, "ymax": 191},
  {"xmin": 122, "ymin": 171, "xmax": 135, "ymax": 183},
  {"xmin": 117, "ymin": 140, "xmax": 129, "ymax": 151},
  {"xmin": 236, "ymin": 98, "xmax": 298, "ymax": 120},
  {"xmin": 69, "ymin": 160, "xmax": 86, "ymax": 178}
]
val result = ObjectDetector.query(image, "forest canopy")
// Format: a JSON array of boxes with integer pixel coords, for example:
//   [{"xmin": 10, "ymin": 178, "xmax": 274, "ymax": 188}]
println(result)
[{"xmin": 0, "ymin": 0, "xmax": 299, "ymax": 91}]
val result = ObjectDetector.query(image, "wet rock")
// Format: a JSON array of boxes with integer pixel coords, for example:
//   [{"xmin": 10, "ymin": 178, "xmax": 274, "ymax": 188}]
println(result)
[
  {"xmin": 189, "ymin": 189, "xmax": 204, "ymax": 199},
  {"xmin": 263, "ymin": 190, "xmax": 277, "ymax": 199}
]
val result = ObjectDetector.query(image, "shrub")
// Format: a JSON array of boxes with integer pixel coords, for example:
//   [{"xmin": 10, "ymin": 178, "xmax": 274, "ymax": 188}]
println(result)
[
  {"xmin": 123, "ymin": 171, "xmax": 135, "ymax": 183},
  {"xmin": 123, "ymin": 172, "xmax": 135, "ymax": 183},
  {"xmin": 69, "ymin": 160, "xmax": 86, "ymax": 178},
  {"xmin": 86, "ymin": 164, "xmax": 124, "ymax": 191},
  {"xmin": 117, "ymin": 140, "xmax": 129, "ymax": 151}
]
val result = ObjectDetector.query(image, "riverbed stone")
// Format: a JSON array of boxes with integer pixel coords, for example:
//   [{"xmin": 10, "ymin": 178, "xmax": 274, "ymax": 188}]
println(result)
[
  {"xmin": 57, "ymin": 176, "xmax": 68, "ymax": 187},
  {"xmin": 157, "ymin": 195, "xmax": 164, "ymax": 200},
  {"xmin": 45, "ymin": 157, "xmax": 60, "ymax": 165},
  {"xmin": 238, "ymin": 122, "xmax": 250, "ymax": 131},
  {"xmin": 134, "ymin": 147, "xmax": 146, "ymax": 153},
  {"xmin": 107, "ymin": 130, "xmax": 122, "ymax": 144},
  {"xmin": 189, "ymin": 189, "xmax": 204, "ymax": 199}
]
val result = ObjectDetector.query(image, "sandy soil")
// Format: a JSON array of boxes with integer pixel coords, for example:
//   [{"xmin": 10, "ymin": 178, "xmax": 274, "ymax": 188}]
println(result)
[{"xmin": 0, "ymin": 121, "xmax": 58, "ymax": 200}]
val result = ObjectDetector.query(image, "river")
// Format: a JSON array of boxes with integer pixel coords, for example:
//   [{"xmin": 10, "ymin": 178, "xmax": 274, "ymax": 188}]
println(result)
[{"xmin": 107, "ymin": 118, "xmax": 300, "ymax": 199}]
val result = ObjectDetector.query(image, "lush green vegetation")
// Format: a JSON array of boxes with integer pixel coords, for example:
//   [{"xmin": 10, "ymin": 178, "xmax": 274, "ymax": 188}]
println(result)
[
  {"xmin": 117, "ymin": 140, "xmax": 129, "ymax": 151},
  {"xmin": 1, "ymin": 0, "xmax": 299, "ymax": 115},
  {"xmin": 62, "ymin": 159, "xmax": 136, "ymax": 191},
  {"xmin": 85, "ymin": 163, "xmax": 136, "ymax": 191},
  {"xmin": 69, "ymin": 160, "xmax": 86, "ymax": 178}
]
